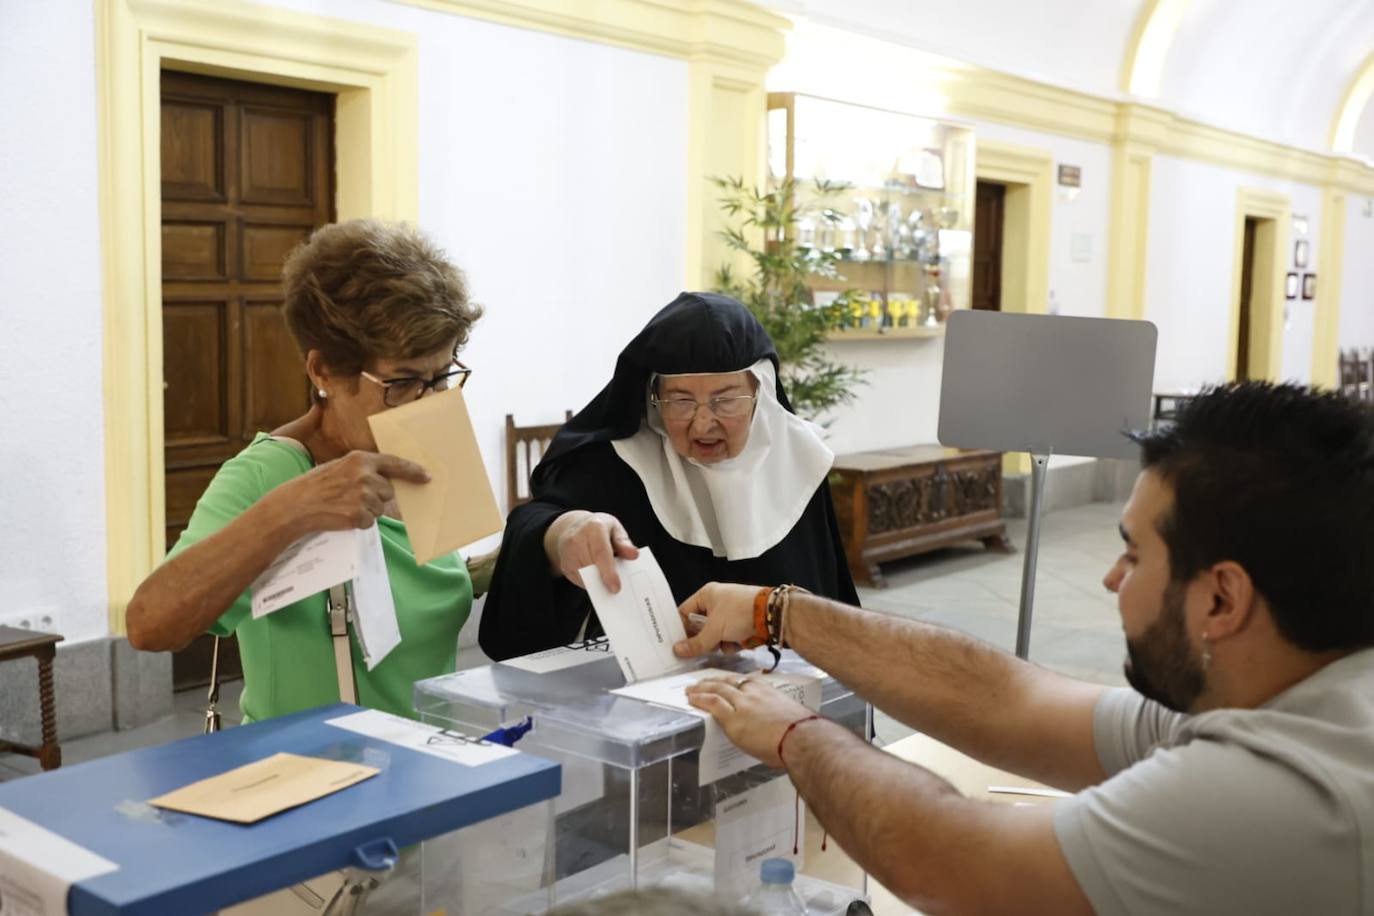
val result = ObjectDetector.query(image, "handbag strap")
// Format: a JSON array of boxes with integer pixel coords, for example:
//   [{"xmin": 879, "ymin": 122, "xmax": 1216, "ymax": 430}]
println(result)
[{"xmin": 328, "ymin": 583, "xmax": 358, "ymax": 704}]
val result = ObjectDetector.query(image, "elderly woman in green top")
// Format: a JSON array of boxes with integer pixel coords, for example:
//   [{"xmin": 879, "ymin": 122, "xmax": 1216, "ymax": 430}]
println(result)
[{"xmin": 127, "ymin": 219, "xmax": 487, "ymax": 723}]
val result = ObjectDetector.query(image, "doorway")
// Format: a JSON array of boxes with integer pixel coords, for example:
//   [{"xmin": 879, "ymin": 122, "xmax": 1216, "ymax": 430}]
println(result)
[
  {"xmin": 1235, "ymin": 217, "xmax": 1258, "ymax": 380},
  {"xmin": 972, "ymin": 180, "xmax": 1006, "ymax": 311},
  {"xmin": 160, "ymin": 71, "xmax": 335, "ymax": 689}
]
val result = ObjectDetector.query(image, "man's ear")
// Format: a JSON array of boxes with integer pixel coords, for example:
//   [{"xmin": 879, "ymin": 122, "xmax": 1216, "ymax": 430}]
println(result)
[{"xmin": 1198, "ymin": 560, "xmax": 1257, "ymax": 639}]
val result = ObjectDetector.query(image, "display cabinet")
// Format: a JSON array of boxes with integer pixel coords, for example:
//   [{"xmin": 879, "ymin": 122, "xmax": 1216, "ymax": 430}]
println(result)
[{"xmin": 767, "ymin": 92, "xmax": 976, "ymax": 338}]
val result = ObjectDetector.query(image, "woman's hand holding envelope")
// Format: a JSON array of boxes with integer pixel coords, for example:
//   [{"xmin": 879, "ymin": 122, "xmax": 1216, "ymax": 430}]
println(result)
[{"xmin": 280, "ymin": 450, "xmax": 431, "ymax": 534}]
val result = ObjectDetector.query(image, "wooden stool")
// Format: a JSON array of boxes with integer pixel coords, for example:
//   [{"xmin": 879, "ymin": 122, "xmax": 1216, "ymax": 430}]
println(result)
[{"xmin": 0, "ymin": 625, "xmax": 63, "ymax": 770}]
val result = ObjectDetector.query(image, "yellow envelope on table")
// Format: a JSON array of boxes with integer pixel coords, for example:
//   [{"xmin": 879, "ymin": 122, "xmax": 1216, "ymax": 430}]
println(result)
[
  {"xmin": 148, "ymin": 752, "xmax": 379, "ymax": 824},
  {"xmin": 367, "ymin": 385, "xmax": 503, "ymax": 565}
]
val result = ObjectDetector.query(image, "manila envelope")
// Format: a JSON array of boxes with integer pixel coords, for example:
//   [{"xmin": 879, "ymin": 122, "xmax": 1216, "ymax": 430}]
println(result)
[
  {"xmin": 148, "ymin": 752, "xmax": 379, "ymax": 824},
  {"xmin": 367, "ymin": 385, "xmax": 503, "ymax": 565}
]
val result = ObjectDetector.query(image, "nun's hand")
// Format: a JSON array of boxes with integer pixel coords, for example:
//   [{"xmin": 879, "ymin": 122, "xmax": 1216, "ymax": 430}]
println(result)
[
  {"xmin": 546, "ymin": 510, "xmax": 640, "ymax": 592},
  {"xmin": 673, "ymin": 582, "xmax": 758, "ymax": 657}
]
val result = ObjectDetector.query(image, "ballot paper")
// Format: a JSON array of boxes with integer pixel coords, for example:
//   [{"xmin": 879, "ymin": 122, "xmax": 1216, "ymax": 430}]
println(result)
[
  {"xmin": 714, "ymin": 777, "xmax": 804, "ymax": 899},
  {"xmin": 612, "ymin": 668, "xmax": 822, "ymax": 786},
  {"xmin": 147, "ymin": 752, "xmax": 380, "ymax": 824},
  {"xmin": 498, "ymin": 637, "xmax": 613, "ymax": 674},
  {"xmin": 580, "ymin": 547, "xmax": 689, "ymax": 683},
  {"xmin": 325, "ymin": 709, "xmax": 519, "ymax": 767},
  {"xmin": 0, "ymin": 807, "xmax": 118, "ymax": 916},
  {"xmin": 250, "ymin": 526, "xmax": 400, "ymax": 670}
]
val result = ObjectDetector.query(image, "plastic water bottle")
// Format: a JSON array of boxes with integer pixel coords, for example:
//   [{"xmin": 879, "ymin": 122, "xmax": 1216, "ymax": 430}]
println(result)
[{"xmin": 742, "ymin": 857, "xmax": 808, "ymax": 915}]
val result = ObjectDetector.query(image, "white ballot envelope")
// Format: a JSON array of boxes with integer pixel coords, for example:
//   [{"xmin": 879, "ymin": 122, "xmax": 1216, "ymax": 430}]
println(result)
[
  {"xmin": 580, "ymin": 547, "xmax": 689, "ymax": 683},
  {"xmin": 251, "ymin": 526, "xmax": 401, "ymax": 670}
]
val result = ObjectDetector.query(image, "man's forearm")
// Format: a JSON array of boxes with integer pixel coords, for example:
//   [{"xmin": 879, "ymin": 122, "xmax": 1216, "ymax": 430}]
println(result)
[
  {"xmin": 783, "ymin": 718, "xmax": 1090, "ymax": 915},
  {"xmin": 783, "ymin": 593, "xmax": 1106, "ymax": 789}
]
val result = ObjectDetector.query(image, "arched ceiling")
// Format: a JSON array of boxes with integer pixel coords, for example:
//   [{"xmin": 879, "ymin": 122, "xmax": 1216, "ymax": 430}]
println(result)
[{"xmin": 765, "ymin": 0, "xmax": 1374, "ymax": 159}]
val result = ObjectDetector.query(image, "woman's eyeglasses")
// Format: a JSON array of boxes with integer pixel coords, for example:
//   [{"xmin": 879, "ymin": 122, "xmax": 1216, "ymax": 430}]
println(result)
[
  {"xmin": 650, "ymin": 393, "xmax": 757, "ymax": 421},
  {"xmin": 360, "ymin": 360, "xmax": 471, "ymax": 407}
]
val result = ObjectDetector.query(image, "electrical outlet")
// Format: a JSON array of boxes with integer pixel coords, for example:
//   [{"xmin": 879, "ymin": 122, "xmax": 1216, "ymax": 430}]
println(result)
[{"xmin": 0, "ymin": 610, "xmax": 60, "ymax": 633}]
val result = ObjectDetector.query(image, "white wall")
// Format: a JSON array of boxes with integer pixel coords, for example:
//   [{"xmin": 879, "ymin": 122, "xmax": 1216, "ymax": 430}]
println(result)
[
  {"xmin": 0, "ymin": 0, "xmax": 689, "ymax": 641},
  {"xmin": 768, "ymin": 22, "xmax": 1113, "ymax": 457},
  {"xmin": 0, "ymin": 2, "xmax": 108, "ymax": 642},
  {"xmin": 271, "ymin": 0, "xmax": 690, "ymax": 533},
  {"xmin": 1340, "ymin": 195, "xmax": 1374, "ymax": 348},
  {"xmin": 1145, "ymin": 155, "xmax": 1323, "ymax": 391}
]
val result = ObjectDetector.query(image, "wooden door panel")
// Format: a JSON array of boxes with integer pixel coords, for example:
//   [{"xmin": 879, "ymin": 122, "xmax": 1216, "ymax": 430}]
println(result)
[
  {"xmin": 240, "ymin": 108, "xmax": 314, "ymax": 206},
  {"xmin": 243, "ymin": 300, "xmax": 310, "ymax": 434},
  {"xmin": 162, "ymin": 221, "xmax": 227, "ymax": 281},
  {"xmin": 163, "ymin": 300, "xmax": 229, "ymax": 446},
  {"xmin": 972, "ymin": 180, "xmax": 1005, "ymax": 311},
  {"xmin": 241, "ymin": 223, "xmax": 311, "ymax": 281},
  {"xmin": 160, "ymin": 101, "xmax": 224, "ymax": 201},
  {"xmin": 161, "ymin": 70, "xmax": 334, "ymax": 690}
]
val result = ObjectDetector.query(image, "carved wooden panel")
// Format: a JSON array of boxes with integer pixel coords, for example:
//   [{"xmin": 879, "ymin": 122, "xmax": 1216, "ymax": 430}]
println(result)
[
  {"xmin": 948, "ymin": 465, "xmax": 1000, "ymax": 516},
  {"xmin": 160, "ymin": 101, "xmax": 224, "ymax": 201},
  {"xmin": 241, "ymin": 223, "xmax": 310, "ymax": 280},
  {"xmin": 868, "ymin": 474, "xmax": 944, "ymax": 535},
  {"xmin": 162, "ymin": 300, "xmax": 228, "ymax": 446},
  {"xmin": 240, "ymin": 107, "xmax": 314, "ymax": 206},
  {"xmin": 243, "ymin": 300, "xmax": 309, "ymax": 433},
  {"xmin": 162, "ymin": 221, "xmax": 226, "ymax": 280}
]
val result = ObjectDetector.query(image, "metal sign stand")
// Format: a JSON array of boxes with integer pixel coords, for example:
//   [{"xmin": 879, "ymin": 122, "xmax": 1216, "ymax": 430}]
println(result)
[{"xmin": 938, "ymin": 311, "xmax": 1157, "ymax": 659}]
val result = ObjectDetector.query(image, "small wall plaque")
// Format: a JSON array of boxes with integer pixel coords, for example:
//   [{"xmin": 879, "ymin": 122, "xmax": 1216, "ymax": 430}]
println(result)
[{"xmin": 1057, "ymin": 164, "xmax": 1082, "ymax": 188}]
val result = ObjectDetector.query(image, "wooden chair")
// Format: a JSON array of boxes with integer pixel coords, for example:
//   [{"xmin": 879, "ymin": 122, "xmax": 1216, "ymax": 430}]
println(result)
[
  {"xmin": 505, "ymin": 411, "xmax": 572, "ymax": 509},
  {"xmin": 0, "ymin": 626, "xmax": 63, "ymax": 769}
]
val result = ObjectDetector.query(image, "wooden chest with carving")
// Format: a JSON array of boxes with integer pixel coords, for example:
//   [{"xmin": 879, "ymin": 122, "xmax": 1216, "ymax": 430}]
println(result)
[{"xmin": 829, "ymin": 446, "xmax": 1011, "ymax": 588}]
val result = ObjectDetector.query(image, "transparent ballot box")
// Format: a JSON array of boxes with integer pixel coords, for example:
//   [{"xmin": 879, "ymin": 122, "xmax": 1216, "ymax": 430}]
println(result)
[{"xmin": 413, "ymin": 645, "xmax": 870, "ymax": 914}]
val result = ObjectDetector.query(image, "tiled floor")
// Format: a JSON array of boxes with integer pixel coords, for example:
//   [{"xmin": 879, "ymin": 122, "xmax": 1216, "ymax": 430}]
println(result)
[{"xmin": 1, "ymin": 499, "xmax": 1130, "ymax": 779}]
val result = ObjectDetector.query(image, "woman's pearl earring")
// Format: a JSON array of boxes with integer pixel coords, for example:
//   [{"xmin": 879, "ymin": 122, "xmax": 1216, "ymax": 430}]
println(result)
[{"xmin": 318, "ymin": 389, "xmax": 328, "ymax": 399}]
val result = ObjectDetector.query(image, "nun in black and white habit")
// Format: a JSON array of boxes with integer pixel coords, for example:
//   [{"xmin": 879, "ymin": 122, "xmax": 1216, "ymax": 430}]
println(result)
[{"xmin": 479, "ymin": 292, "xmax": 859, "ymax": 661}]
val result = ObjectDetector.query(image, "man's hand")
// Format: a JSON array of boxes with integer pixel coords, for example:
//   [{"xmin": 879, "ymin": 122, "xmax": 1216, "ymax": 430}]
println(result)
[
  {"xmin": 545, "ymin": 510, "xmax": 639, "ymax": 591},
  {"xmin": 684, "ymin": 676, "xmax": 816, "ymax": 768},
  {"xmin": 673, "ymin": 582, "xmax": 759, "ymax": 657}
]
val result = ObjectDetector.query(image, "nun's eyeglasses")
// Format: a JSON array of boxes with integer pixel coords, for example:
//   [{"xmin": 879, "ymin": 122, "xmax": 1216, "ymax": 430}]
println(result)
[{"xmin": 651, "ymin": 394, "xmax": 757, "ymax": 421}]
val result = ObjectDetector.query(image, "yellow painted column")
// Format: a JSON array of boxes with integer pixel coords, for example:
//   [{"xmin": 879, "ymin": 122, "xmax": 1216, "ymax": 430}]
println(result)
[
  {"xmin": 683, "ymin": 5, "xmax": 788, "ymax": 288},
  {"xmin": 1311, "ymin": 182, "xmax": 1346, "ymax": 389},
  {"xmin": 1106, "ymin": 105, "xmax": 1170, "ymax": 321}
]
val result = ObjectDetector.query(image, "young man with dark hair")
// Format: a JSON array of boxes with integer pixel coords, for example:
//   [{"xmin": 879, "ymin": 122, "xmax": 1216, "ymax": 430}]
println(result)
[{"xmin": 675, "ymin": 381, "xmax": 1374, "ymax": 915}]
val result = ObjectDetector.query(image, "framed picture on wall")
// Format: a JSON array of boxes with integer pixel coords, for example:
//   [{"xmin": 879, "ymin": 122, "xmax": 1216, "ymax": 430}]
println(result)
[
  {"xmin": 1302, "ymin": 273, "xmax": 1317, "ymax": 300},
  {"xmin": 1294, "ymin": 239, "xmax": 1310, "ymax": 269},
  {"xmin": 1286, "ymin": 272, "xmax": 1299, "ymax": 299}
]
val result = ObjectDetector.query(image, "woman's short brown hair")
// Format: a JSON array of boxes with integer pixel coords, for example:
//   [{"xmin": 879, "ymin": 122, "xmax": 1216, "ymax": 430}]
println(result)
[{"xmin": 282, "ymin": 219, "xmax": 482, "ymax": 375}]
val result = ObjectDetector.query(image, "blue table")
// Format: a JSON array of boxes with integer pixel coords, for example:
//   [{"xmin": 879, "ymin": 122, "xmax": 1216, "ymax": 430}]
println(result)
[{"xmin": 0, "ymin": 703, "xmax": 560, "ymax": 915}]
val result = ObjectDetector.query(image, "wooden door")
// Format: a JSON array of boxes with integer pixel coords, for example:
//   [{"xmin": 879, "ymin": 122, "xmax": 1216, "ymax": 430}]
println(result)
[
  {"xmin": 1236, "ymin": 217, "xmax": 1258, "ymax": 381},
  {"xmin": 972, "ymin": 180, "xmax": 1005, "ymax": 311},
  {"xmin": 161, "ymin": 71, "xmax": 334, "ymax": 688}
]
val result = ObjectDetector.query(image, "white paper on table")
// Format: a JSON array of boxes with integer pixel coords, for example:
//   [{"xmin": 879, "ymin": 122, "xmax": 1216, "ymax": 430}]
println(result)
[
  {"xmin": 325, "ymin": 709, "xmax": 519, "ymax": 767},
  {"xmin": 498, "ymin": 638, "xmax": 613, "ymax": 674},
  {"xmin": 350, "ymin": 526, "xmax": 402, "ymax": 670},
  {"xmin": 250, "ymin": 529, "xmax": 360, "ymax": 619},
  {"xmin": 611, "ymin": 668, "xmax": 822, "ymax": 786},
  {"xmin": 714, "ymin": 777, "xmax": 804, "ymax": 900},
  {"xmin": 580, "ymin": 547, "xmax": 688, "ymax": 683},
  {"xmin": 0, "ymin": 806, "xmax": 119, "ymax": 916}
]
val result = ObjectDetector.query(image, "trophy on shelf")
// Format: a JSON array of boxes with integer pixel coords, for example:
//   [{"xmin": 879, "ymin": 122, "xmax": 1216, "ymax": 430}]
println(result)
[
  {"xmin": 837, "ymin": 216, "xmax": 857, "ymax": 258},
  {"xmin": 852, "ymin": 197, "xmax": 873, "ymax": 262},
  {"xmin": 921, "ymin": 264, "xmax": 943, "ymax": 328},
  {"xmin": 883, "ymin": 200, "xmax": 904, "ymax": 260}
]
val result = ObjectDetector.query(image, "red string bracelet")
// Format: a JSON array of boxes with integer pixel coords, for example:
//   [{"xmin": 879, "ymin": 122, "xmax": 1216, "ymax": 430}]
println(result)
[
  {"xmin": 777, "ymin": 714, "xmax": 822, "ymax": 768},
  {"xmin": 777, "ymin": 714, "xmax": 823, "ymax": 854}
]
